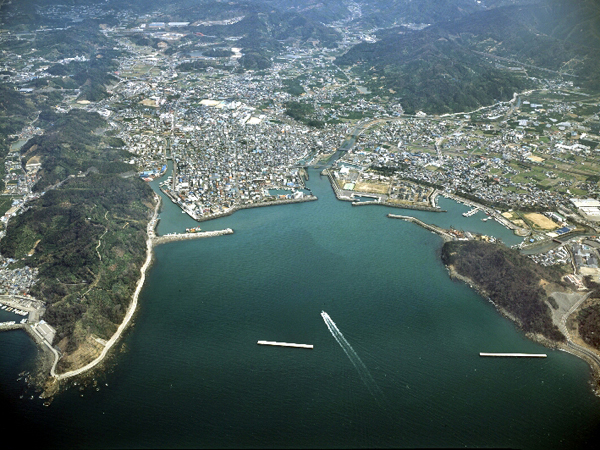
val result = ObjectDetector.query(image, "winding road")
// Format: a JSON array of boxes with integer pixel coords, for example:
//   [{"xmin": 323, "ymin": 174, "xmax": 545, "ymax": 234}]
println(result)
[{"xmin": 556, "ymin": 290, "xmax": 600, "ymax": 377}]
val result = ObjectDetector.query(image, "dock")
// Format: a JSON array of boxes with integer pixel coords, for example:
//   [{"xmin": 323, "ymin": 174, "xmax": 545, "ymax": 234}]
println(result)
[
  {"xmin": 479, "ymin": 352, "xmax": 547, "ymax": 358},
  {"xmin": 257, "ymin": 340, "xmax": 313, "ymax": 349},
  {"xmin": 463, "ymin": 207, "xmax": 480, "ymax": 217}
]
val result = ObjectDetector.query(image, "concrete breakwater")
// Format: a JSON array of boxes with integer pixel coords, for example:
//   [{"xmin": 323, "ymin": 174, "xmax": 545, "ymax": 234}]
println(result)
[
  {"xmin": 0, "ymin": 322, "xmax": 24, "ymax": 331},
  {"xmin": 388, "ymin": 214, "xmax": 454, "ymax": 241},
  {"xmin": 351, "ymin": 201, "xmax": 445, "ymax": 212},
  {"xmin": 153, "ymin": 228, "xmax": 234, "ymax": 245}
]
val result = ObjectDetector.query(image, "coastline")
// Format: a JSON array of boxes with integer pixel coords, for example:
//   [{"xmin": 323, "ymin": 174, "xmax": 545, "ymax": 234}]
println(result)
[
  {"xmin": 445, "ymin": 264, "xmax": 600, "ymax": 395},
  {"xmin": 161, "ymin": 187, "xmax": 318, "ymax": 222},
  {"xmin": 38, "ymin": 191, "xmax": 313, "ymax": 389},
  {"xmin": 44, "ymin": 194, "xmax": 162, "ymax": 386},
  {"xmin": 322, "ymin": 168, "xmax": 445, "ymax": 213}
]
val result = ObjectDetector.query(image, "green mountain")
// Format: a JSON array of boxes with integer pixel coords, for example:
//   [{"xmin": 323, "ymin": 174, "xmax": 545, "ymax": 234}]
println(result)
[{"xmin": 336, "ymin": 0, "xmax": 600, "ymax": 113}]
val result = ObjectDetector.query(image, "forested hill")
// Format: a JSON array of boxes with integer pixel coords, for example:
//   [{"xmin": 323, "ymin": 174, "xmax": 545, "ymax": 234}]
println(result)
[
  {"xmin": 246, "ymin": 0, "xmax": 532, "ymax": 25},
  {"xmin": 441, "ymin": 240, "xmax": 566, "ymax": 343},
  {"xmin": 336, "ymin": 0, "xmax": 600, "ymax": 114},
  {"xmin": 0, "ymin": 106, "xmax": 155, "ymax": 370},
  {"xmin": 0, "ymin": 173, "xmax": 154, "ymax": 371},
  {"xmin": 0, "ymin": 40, "xmax": 155, "ymax": 372}
]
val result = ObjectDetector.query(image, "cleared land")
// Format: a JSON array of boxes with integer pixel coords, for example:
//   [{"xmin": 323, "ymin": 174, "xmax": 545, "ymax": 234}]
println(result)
[
  {"xmin": 353, "ymin": 181, "xmax": 389, "ymax": 194},
  {"xmin": 524, "ymin": 213, "xmax": 560, "ymax": 230}
]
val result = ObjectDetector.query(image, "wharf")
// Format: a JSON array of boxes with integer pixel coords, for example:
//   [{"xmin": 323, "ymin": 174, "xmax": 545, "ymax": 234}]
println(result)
[
  {"xmin": 479, "ymin": 352, "xmax": 547, "ymax": 358},
  {"xmin": 257, "ymin": 340, "xmax": 314, "ymax": 349}
]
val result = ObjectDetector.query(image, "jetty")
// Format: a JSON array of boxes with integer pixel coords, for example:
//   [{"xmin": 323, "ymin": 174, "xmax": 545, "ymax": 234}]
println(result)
[
  {"xmin": 479, "ymin": 352, "xmax": 547, "ymax": 358},
  {"xmin": 257, "ymin": 340, "xmax": 313, "ymax": 349},
  {"xmin": 152, "ymin": 228, "xmax": 233, "ymax": 245},
  {"xmin": 388, "ymin": 214, "xmax": 454, "ymax": 241}
]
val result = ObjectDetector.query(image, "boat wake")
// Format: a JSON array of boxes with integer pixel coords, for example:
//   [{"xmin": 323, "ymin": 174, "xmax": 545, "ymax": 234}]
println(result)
[{"xmin": 321, "ymin": 311, "xmax": 384, "ymax": 403}]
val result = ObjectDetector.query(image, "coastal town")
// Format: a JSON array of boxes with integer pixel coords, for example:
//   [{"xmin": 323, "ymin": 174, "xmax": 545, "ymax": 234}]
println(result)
[{"xmin": 1, "ymin": 2, "xmax": 600, "ymax": 391}]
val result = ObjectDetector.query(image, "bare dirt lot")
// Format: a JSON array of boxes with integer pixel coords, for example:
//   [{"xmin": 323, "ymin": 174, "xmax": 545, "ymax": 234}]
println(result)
[
  {"xmin": 353, "ymin": 181, "xmax": 389, "ymax": 194},
  {"xmin": 524, "ymin": 213, "xmax": 559, "ymax": 230}
]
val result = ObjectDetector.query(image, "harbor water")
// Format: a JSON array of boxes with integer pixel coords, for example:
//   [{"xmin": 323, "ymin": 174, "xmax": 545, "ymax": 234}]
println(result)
[{"xmin": 1, "ymin": 168, "xmax": 600, "ymax": 448}]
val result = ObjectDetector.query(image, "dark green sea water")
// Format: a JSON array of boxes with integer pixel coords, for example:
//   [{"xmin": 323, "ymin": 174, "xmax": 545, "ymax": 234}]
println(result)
[{"xmin": 2, "ymin": 168, "xmax": 600, "ymax": 448}]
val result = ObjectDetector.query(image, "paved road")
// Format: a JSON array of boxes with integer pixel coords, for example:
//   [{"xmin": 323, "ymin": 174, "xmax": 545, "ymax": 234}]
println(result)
[{"xmin": 557, "ymin": 291, "xmax": 600, "ymax": 373}]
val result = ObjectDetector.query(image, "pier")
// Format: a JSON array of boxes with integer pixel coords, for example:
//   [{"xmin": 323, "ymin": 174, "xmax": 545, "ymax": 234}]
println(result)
[
  {"xmin": 257, "ymin": 340, "xmax": 314, "ymax": 349},
  {"xmin": 463, "ymin": 207, "xmax": 480, "ymax": 217},
  {"xmin": 479, "ymin": 352, "xmax": 547, "ymax": 358}
]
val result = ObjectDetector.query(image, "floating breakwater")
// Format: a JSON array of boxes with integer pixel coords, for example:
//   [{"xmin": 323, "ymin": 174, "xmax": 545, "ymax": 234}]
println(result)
[
  {"xmin": 257, "ymin": 341, "xmax": 313, "ymax": 349},
  {"xmin": 480, "ymin": 352, "xmax": 547, "ymax": 358}
]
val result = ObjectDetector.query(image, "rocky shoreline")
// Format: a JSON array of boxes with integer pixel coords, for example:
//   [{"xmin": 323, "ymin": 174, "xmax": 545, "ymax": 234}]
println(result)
[{"xmin": 445, "ymin": 264, "xmax": 600, "ymax": 396}]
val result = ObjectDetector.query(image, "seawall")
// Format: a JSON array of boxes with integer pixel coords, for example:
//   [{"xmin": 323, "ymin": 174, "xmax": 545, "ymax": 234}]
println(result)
[
  {"xmin": 190, "ymin": 196, "xmax": 318, "ymax": 223},
  {"xmin": 351, "ymin": 201, "xmax": 445, "ymax": 212}
]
